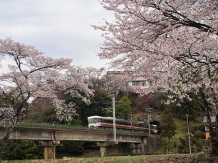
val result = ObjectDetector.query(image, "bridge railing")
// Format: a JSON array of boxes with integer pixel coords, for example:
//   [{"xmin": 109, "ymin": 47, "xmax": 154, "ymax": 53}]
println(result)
[{"xmin": 0, "ymin": 121, "xmax": 148, "ymax": 135}]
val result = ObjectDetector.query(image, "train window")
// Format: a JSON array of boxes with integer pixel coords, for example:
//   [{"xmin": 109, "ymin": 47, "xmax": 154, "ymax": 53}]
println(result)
[
  {"xmin": 107, "ymin": 119, "xmax": 111, "ymax": 123},
  {"xmin": 105, "ymin": 119, "xmax": 109, "ymax": 123},
  {"xmin": 122, "ymin": 122, "xmax": 126, "ymax": 125},
  {"xmin": 89, "ymin": 118, "xmax": 98, "ymax": 123}
]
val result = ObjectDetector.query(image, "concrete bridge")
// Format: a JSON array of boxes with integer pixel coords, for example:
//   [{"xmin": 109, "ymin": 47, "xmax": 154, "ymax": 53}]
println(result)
[{"xmin": 0, "ymin": 124, "xmax": 150, "ymax": 159}]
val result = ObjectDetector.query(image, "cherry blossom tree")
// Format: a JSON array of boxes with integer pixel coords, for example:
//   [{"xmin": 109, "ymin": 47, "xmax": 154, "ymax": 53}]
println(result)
[
  {"xmin": 79, "ymin": 66, "xmax": 106, "ymax": 87},
  {"xmin": 0, "ymin": 38, "xmax": 93, "ymax": 151},
  {"xmin": 93, "ymin": 0, "xmax": 218, "ymax": 155}
]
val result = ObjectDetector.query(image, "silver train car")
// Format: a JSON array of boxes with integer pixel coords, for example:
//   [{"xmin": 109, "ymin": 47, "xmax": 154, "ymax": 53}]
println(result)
[{"xmin": 87, "ymin": 116, "xmax": 159, "ymax": 134}]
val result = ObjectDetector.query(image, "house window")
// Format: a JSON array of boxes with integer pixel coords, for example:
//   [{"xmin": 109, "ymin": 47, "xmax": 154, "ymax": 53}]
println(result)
[
  {"xmin": 142, "ymin": 81, "xmax": 147, "ymax": 86},
  {"xmin": 132, "ymin": 81, "xmax": 140, "ymax": 86}
]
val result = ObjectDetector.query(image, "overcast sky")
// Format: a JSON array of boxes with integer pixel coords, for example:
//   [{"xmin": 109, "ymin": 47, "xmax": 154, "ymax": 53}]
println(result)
[{"xmin": 0, "ymin": 0, "xmax": 114, "ymax": 69}]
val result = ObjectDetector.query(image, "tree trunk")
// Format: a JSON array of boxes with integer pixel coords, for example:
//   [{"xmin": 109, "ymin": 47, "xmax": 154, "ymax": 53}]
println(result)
[
  {"xmin": 210, "ymin": 125, "xmax": 218, "ymax": 156},
  {"xmin": 211, "ymin": 139, "xmax": 218, "ymax": 155},
  {"xmin": 164, "ymin": 141, "xmax": 166, "ymax": 154},
  {"xmin": 0, "ymin": 117, "xmax": 18, "ymax": 151}
]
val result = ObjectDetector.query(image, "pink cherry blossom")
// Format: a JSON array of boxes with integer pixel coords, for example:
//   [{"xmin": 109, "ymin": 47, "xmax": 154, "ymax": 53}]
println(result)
[
  {"xmin": 0, "ymin": 38, "xmax": 94, "ymax": 151},
  {"xmin": 94, "ymin": 0, "xmax": 218, "ymax": 155}
]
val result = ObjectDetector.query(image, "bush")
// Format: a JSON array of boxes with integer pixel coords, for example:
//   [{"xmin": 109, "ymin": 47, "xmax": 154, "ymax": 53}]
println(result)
[
  {"xmin": 173, "ymin": 141, "xmax": 177, "ymax": 148},
  {"xmin": 0, "ymin": 140, "xmax": 43, "ymax": 160}
]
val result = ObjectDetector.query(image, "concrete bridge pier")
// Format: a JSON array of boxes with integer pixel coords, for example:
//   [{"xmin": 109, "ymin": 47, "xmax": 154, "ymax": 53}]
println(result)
[
  {"xmin": 96, "ymin": 142, "xmax": 110, "ymax": 157},
  {"xmin": 39, "ymin": 140, "xmax": 60, "ymax": 159},
  {"xmin": 100, "ymin": 146, "xmax": 107, "ymax": 157},
  {"xmin": 44, "ymin": 145, "xmax": 54, "ymax": 159},
  {"xmin": 130, "ymin": 143, "xmax": 144, "ymax": 155},
  {"xmin": 141, "ymin": 137, "xmax": 148, "ymax": 154}
]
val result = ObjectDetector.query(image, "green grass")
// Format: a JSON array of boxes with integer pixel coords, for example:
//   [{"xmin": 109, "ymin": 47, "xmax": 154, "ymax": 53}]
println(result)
[
  {"xmin": 154, "ymin": 118, "xmax": 186, "ymax": 154},
  {"xmin": 154, "ymin": 117, "xmax": 204, "ymax": 154},
  {"xmin": 174, "ymin": 118, "xmax": 187, "ymax": 139}
]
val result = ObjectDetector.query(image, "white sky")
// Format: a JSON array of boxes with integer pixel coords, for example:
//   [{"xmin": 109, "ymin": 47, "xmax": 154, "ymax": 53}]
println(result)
[{"xmin": 0, "ymin": 0, "xmax": 114, "ymax": 69}]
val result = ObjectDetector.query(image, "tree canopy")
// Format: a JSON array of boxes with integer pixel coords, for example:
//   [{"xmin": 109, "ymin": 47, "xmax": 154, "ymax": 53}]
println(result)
[
  {"xmin": 93, "ymin": 0, "xmax": 218, "ymax": 155},
  {"xmin": 0, "ymin": 140, "xmax": 43, "ymax": 160},
  {"xmin": 106, "ymin": 96, "xmax": 133, "ymax": 119},
  {"xmin": 0, "ymin": 38, "xmax": 94, "ymax": 151},
  {"xmin": 93, "ymin": 0, "xmax": 218, "ymax": 98},
  {"xmin": 160, "ymin": 107, "xmax": 176, "ymax": 150}
]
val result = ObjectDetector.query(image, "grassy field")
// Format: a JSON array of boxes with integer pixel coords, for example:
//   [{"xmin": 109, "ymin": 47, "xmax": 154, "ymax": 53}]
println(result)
[{"xmin": 0, "ymin": 153, "xmax": 215, "ymax": 163}]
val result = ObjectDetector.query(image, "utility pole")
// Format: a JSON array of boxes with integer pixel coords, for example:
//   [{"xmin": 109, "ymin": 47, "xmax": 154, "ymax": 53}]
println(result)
[
  {"xmin": 130, "ymin": 112, "xmax": 133, "ymax": 126},
  {"xmin": 146, "ymin": 108, "xmax": 152, "ymax": 135},
  {"xmin": 112, "ymin": 96, "xmax": 116, "ymax": 142},
  {"xmin": 148, "ymin": 113, "xmax": 151, "ymax": 135},
  {"xmin": 186, "ymin": 114, "xmax": 191, "ymax": 154}
]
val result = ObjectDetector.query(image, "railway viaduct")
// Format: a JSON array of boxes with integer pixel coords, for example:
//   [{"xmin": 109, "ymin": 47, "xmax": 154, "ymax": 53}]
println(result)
[{"xmin": 0, "ymin": 124, "xmax": 152, "ymax": 159}]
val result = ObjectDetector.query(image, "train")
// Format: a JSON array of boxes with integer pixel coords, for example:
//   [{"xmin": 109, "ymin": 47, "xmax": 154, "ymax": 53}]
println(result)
[{"xmin": 87, "ymin": 116, "xmax": 159, "ymax": 134}]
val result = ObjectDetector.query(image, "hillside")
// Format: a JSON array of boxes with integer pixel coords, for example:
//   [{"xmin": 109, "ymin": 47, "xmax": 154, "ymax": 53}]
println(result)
[
  {"xmin": 24, "ymin": 98, "xmax": 53, "ymax": 120},
  {"xmin": 20, "ymin": 96, "xmax": 210, "ymax": 157}
]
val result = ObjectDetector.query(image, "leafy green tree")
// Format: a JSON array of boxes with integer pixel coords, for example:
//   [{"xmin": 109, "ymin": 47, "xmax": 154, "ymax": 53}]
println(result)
[
  {"xmin": 160, "ymin": 107, "xmax": 176, "ymax": 154},
  {"xmin": 106, "ymin": 96, "xmax": 134, "ymax": 119},
  {"xmin": 42, "ymin": 106, "xmax": 57, "ymax": 123},
  {"xmin": 69, "ymin": 118, "xmax": 82, "ymax": 125},
  {"xmin": 65, "ymin": 87, "xmax": 111, "ymax": 125},
  {"xmin": 167, "ymin": 91, "xmax": 206, "ymax": 121},
  {"xmin": 30, "ymin": 106, "xmax": 58, "ymax": 123},
  {"xmin": 0, "ymin": 140, "xmax": 43, "ymax": 160}
]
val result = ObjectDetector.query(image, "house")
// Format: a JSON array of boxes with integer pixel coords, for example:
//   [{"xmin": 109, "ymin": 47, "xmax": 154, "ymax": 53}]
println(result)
[{"xmin": 106, "ymin": 71, "xmax": 149, "ymax": 93}]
